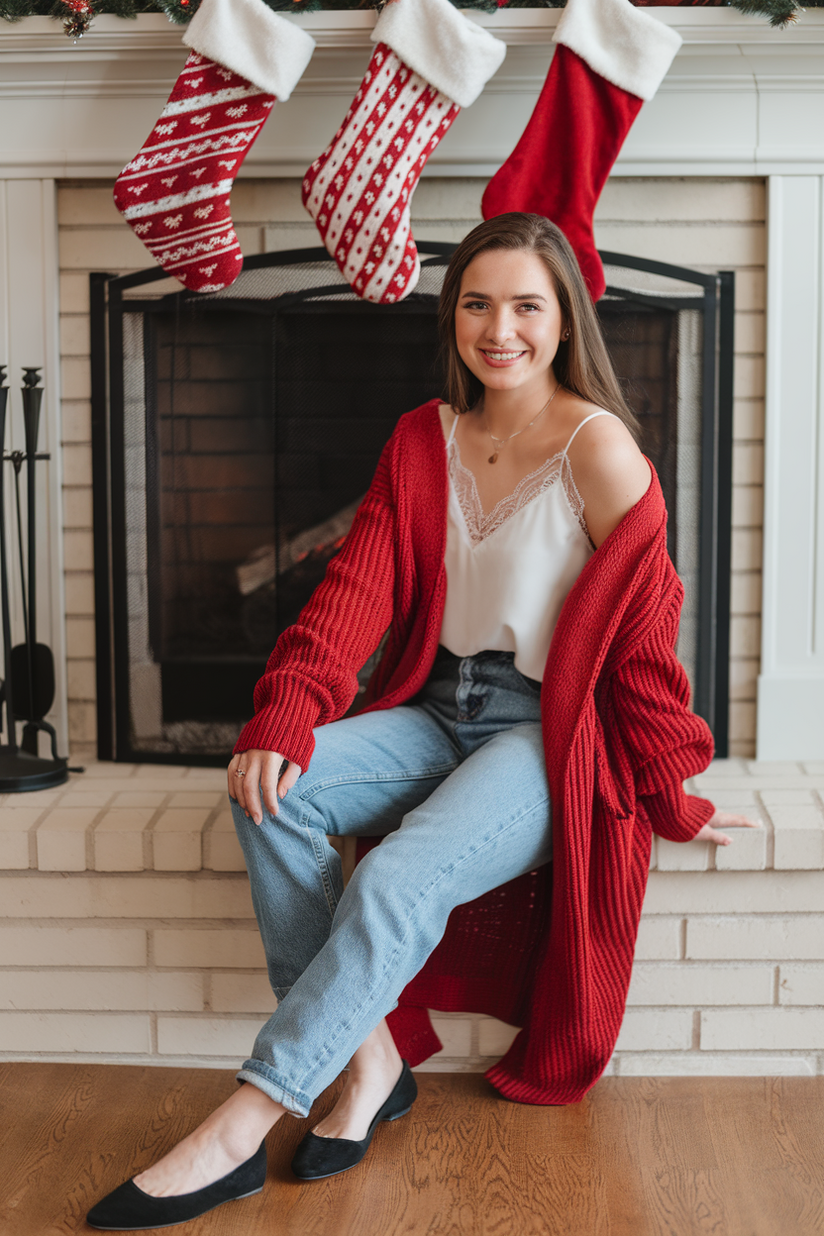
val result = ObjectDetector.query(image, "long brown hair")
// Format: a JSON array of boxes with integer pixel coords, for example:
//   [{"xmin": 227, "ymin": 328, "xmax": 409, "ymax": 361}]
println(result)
[{"xmin": 438, "ymin": 213, "xmax": 640, "ymax": 438}]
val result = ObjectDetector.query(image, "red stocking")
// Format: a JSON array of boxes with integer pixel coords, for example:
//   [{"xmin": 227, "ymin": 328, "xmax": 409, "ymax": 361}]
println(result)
[
  {"xmin": 302, "ymin": 0, "xmax": 505, "ymax": 304},
  {"xmin": 482, "ymin": 0, "xmax": 681, "ymax": 301},
  {"xmin": 114, "ymin": 0, "xmax": 314, "ymax": 292}
]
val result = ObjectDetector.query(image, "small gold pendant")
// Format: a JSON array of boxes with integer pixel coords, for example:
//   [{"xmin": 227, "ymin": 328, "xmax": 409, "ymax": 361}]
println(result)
[{"xmin": 488, "ymin": 452, "xmax": 498, "ymax": 464}]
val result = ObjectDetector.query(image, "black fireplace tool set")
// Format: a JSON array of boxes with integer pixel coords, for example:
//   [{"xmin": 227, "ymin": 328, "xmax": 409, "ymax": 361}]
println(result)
[{"xmin": 0, "ymin": 366, "xmax": 68, "ymax": 791}]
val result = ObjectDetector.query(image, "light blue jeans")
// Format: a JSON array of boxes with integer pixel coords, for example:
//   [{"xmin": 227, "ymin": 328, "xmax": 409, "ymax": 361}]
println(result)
[{"xmin": 232, "ymin": 647, "xmax": 553, "ymax": 1116}]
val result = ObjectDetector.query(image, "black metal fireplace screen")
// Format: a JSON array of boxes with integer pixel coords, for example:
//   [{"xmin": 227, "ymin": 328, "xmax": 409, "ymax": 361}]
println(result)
[{"xmin": 90, "ymin": 244, "xmax": 733, "ymax": 764}]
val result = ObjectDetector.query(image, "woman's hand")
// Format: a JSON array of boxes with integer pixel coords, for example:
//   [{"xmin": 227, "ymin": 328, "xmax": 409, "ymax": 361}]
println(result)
[
  {"xmin": 694, "ymin": 809, "xmax": 762, "ymax": 847},
  {"xmin": 227, "ymin": 749, "xmax": 302, "ymax": 826}
]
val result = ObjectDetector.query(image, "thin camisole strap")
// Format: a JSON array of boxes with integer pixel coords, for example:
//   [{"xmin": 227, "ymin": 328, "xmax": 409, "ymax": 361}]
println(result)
[
  {"xmin": 446, "ymin": 413, "xmax": 459, "ymax": 448},
  {"xmin": 563, "ymin": 409, "xmax": 616, "ymax": 456}
]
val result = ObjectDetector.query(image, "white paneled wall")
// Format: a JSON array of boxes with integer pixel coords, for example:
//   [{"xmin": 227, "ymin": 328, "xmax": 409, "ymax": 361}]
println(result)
[{"xmin": 57, "ymin": 175, "xmax": 765, "ymax": 756}]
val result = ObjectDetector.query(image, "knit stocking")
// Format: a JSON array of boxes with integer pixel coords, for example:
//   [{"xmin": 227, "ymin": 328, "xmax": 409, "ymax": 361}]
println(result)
[
  {"xmin": 302, "ymin": 0, "xmax": 505, "ymax": 304},
  {"xmin": 114, "ymin": 0, "xmax": 314, "ymax": 292},
  {"xmin": 481, "ymin": 0, "xmax": 681, "ymax": 301}
]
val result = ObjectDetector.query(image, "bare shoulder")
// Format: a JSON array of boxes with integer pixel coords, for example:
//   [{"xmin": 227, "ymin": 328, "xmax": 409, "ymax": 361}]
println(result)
[
  {"xmin": 565, "ymin": 402, "xmax": 652, "ymax": 548},
  {"xmin": 437, "ymin": 402, "xmax": 456, "ymax": 438}
]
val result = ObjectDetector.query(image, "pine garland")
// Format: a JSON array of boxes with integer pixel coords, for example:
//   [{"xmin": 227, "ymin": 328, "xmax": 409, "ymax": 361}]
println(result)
[{"xmin": 0, "ymin": 0, "xmax": 817, "ymax": 33}]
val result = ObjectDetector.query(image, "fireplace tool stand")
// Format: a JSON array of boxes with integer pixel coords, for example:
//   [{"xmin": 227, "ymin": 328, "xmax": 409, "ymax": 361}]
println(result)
[{"xmin": 0, "ymin": 366, "xmax": 68, "ymax": 791}]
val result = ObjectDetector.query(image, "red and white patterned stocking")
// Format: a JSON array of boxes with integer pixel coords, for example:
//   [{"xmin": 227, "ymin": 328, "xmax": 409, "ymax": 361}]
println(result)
[
  {"xmin": 482, "ymin": 0, "xmax": 681, "ymax": 302},
  {"xmin": 114, "ymin": 0, "xmax": 314, "ymax": 292},
  {"xmin": 302, "ymin": 0, "xmax": 505, "ymax": 304}
]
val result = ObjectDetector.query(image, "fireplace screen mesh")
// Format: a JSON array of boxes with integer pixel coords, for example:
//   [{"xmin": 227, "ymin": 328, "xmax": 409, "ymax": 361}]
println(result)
[{"xmin": 100, "ymin": 247, "xmax": 730, "ymax": 762}]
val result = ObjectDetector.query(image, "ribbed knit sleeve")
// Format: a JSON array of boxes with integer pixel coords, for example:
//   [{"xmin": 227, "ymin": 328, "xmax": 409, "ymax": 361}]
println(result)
[
  {"xmin": 233, "ymin": 436, "xmax": 397, "ymax": 770},
  {"xmin": 611, "ymin": 592, "xmax": 716, "ymax": 843}
]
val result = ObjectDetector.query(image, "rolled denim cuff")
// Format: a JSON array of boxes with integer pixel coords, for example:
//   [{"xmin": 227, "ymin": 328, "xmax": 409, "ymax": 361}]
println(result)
[{"xmin": 236, "ymin": 1060, "xmax": 311, "ymax": 1117}]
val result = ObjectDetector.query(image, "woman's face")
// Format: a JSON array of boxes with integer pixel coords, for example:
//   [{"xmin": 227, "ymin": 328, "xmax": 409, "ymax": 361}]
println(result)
[{"xmin": 454, "ymin": 248, "xmax": 565, "ymax": 398}]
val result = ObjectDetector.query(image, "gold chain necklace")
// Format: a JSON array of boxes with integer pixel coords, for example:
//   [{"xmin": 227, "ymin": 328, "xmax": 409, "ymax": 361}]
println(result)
[{"xmin": 484, "ymin": 383, "xmax": 561, "ymax": 464}]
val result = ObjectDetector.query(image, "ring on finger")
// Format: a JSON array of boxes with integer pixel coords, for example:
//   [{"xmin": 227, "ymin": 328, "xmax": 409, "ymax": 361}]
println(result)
[{"xmin": 236, "ymin": 770, "xmax": 247, "ymax": 778}]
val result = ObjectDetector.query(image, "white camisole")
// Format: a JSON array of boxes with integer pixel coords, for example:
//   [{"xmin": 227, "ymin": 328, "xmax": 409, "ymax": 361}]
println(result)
[{"xmin": 439, "ymin": 409, "xmax": 615, "ymax": 683}]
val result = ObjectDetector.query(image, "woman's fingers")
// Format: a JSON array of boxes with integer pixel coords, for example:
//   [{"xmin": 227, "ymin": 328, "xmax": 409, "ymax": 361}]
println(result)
[
  {"xmin": 278, "ymin": 761, "xmax": 302, "ymax": 799},
  {"xmin": 227, "ymin": 750, "xmax": 294, "ymax": 825},
  {"xmin": 695, "ymin": 811, "xmax": 763, "ymax": 847}
]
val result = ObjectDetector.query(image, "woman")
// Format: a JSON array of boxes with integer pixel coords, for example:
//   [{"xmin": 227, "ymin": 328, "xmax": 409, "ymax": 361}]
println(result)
[{"xmin": 88, "ymin": 213, "xmax": 757, "ymax": 1230}]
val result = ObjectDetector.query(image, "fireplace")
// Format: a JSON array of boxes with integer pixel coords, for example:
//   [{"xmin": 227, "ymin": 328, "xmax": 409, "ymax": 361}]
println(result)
[{"xmin": 91, "ymin": 244, "xmax": 733, "ymax": 764}]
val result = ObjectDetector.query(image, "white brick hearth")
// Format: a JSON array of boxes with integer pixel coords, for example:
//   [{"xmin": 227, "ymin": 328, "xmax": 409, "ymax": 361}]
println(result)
[{"xmin": 1, "ymin": 758, "xmax": 822, "ymax": 1076}]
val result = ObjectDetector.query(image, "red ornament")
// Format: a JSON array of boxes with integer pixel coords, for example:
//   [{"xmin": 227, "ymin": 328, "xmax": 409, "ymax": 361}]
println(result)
[{"xmin": 61, "ymin": 0, "xmax": 93, "ymax": 38}]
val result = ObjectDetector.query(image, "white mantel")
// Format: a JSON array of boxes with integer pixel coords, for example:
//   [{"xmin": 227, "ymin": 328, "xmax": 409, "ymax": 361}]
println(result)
[
  {"xmin": 0, "ymin": 8, "xmax": 823, "ymax": 759},
  {"xmin": 0, "ymin": 10, "xmax": 823, "ymax": 178}
]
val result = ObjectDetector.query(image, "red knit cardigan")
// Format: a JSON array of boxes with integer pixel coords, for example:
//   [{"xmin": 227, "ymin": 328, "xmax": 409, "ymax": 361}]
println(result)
[{"xmin": 235, "ymin": 398, "xmax": 716, "ymax": 1105}]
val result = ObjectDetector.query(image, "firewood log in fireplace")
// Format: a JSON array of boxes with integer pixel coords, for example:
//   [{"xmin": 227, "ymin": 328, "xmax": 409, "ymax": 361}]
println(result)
[{"xmin": 236, "ymin": 496, "xmax": 365, "ymax": 598}]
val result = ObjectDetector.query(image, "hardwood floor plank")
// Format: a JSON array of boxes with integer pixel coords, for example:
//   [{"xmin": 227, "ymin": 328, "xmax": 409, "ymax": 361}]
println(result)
[{"xmin": 1, "ymin": 1066, "xmax": 823, "ymax": 1236}]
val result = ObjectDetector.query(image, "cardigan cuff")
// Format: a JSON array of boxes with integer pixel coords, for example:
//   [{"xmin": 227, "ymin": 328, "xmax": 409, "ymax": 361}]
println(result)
[
  {"xmin": 643, "ymin": 786, "xmax": 715, "ymax": 843},
  {"xmin": 233, "ymin": 696, "xmax": 320, "ymax": 771}
]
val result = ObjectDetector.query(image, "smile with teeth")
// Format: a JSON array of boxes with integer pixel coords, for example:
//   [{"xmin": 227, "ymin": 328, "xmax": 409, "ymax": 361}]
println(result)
[{"xmin": 481, "ymin": 349, "xmax": 525, "ymax": 360}]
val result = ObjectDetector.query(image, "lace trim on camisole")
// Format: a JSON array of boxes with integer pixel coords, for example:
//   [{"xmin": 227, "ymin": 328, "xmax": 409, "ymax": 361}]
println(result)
[{"xmin": 447, "ymin": 438, "xmax": 590, "ymax": 548}]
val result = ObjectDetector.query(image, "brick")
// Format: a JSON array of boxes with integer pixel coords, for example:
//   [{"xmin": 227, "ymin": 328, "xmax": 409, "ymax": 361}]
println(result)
[
  {"xmin": 595, "ymin": 178, "xmax": 764, "ymax": 224},
  {"xmin": 0, "ymin": 1011, "xmax": 150, "ymax": 1053},
  {"xmin": 134, "ymin": 764, "xmax": 190, "ymax": 780},
  {"xmin": 747, "ymin": 761, "xmax": 805, "ymax": 776},
  {"xmin": 0, "ymin": 815, "xmax": 31, "ymax": 875},
  {"xmin": 714, "ymin": 820, "xmax": 768, "ymax": 871},
  {"xmin": 478, "ymin": 1018, "xmax": 519, "ymax": 1057},
  {"xmin": 157, "ymin": 1015, "xmax": 260, "ymax": 1058},
  {"xmin": 733, "ymin": 312, "xmax": 765, "ymax": 355},
  {"xmin": 656, "ymin": 838, "xmax": 712, "ymax": 872},
  {"xmin": 729, "ymin": 703, "xmax": 756, "ymax": 746},
  {"xmin": 211, "ymin": 973, "xmax": 275, "ymax": 1014},
  {"xmin": 65, "ymin": 616, "xmax": 96, "ymax": 659},
  {"xmin": 702, "ymin": 760, "xmax": 749, "ymax": 777},
  {"xmin": 729, "ymin": 659, "xmax": 758, "ymax": 702},
  {"xmin": 732, "ymin": 486, "xmax": 763, "ymax": 529},
  {"xmin": 731, "ymin": 529, "xmax": 762, "ymax": 573},
  {"xmin": 733, "ymin": 399, "xmax": 765, "ymax": 441},
  {"xmin": 61, "ymin": 357, "xmax": 91, "ymax": 401},
  {"xmin": 67, "ymin": 659, "xmax": 96, "ymax": 701},
  {"xmin": 646, "ymin": 873, "xmax": 824, "ymax": 915},
  {"xmin": 59, "ymin": 313, "xmax": 90, "ymax": 358},
  {"xmin": 152, "ymin": 809, "xmax": 208, "ymax": 871},
  {"xmin": 0, "ymin": 808, "xmax": 43, "ymax": 870},
  {"xmin": 82, "ymin": 763, "xmax": 139, "ymax": 778},
  {"xmin": 761, "ymin": 790, "xmax": 817, "ymax": 805},
  {"xmin": 732, "ymin": 443, "xmax": 764, "ymax": 486},
  {"xmin": 733, "ymin": 354, "xmax": 765, "ymax": 400},
  {"xmin": 94, "ymin": 808, "xmax": 154, "ymax": 872},
  {"xmin": 0, "ymin": 925, "xmax": 146, "ymax": 967},
  {"xmin": 767, "ymin": 805, "xmax": 824, "ymax": 870},
  {"xmin": 627, "ymin": 964, "xmax": 773, "ymax": 1006},
  {"xmin": 153, "ymin": 928, "xmax": 265, "ymax": 968},
  {"xmin": 730, "ymin": 616, "xmax": 760, "ymax": 659},
  {"xmin": 778, "ymin": 964, "xmax": 824, "ymax": 1006},
  {"xmin": 59, "ymin": 271, "xmax": 90, "ymax": 314},
  {"xmin": 168, "ymin": 793, "xmax": 224, "ymax": 808},
  {"xmin": 635, "ymin": 916, "xmax": 682, "ymax": 960},
  {"xmin": 58, "ymin": 789, "xmax": 115, "ymax": 809},
  {"xmin": 429, "ymin": 1016, "xmax": 473, "ymax": 1058},
  {"xmin": 112, "ymin": 792, "xmax": 167, "ymax": 807},
  {"xmin": 0, "ymin": 875, "xmax": 255, "ymax": 919},
  {"xmin": 701, "ymin": 1008, "xmax": 824, "ymax": 1052},
  {"xmin": 687, "ymin": 916, "xmax": 824, "ymax": 961},
  {"xmin": 63, "ymin": 487, "xmax": 94, "ymax": 529},
  {"xmin": 616, "ymin": 1053, "xmax": 815, "ymax": 1077},
  {"xmin": 593, "ymin": 223, "xmax": 765, "ymax": 269},
  {"xmin": 61, "ymin": 401, "xmax": 92, "ymax": 444},
  {"xmin": 64, "ymin": 572, "xmax": 95, "ymax": 616},
  {"xmin": 36, "ymin": 808, "xmax": 93, "ymax": 871},
  {"xmin": 0, "ymin": 969, "xmax": 203, "ymax": 1012},
  {"xmin": 730, "ymin": 572, "xmax": 761, "ymax": 614},
  {"xmin": 614, "ymin": 1009, "xmax": 693, "ymax": 1052}
]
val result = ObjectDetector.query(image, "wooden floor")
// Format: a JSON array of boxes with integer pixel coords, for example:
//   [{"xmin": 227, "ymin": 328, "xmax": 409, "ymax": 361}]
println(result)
[{"xmin": 1, "ymin": 1064, "xmax": 822, "ymax": 1235}]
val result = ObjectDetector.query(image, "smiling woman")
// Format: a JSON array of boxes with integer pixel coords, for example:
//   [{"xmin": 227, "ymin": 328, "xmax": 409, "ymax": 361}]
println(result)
[{"xmin": 86, "ymin": 213, "xmax": 757, "ymax": 1232}]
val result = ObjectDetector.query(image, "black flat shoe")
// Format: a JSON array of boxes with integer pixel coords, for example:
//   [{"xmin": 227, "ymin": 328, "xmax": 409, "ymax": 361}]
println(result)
[
  {"xmin": 86, "ymin": 1140, "xmax": 267, "ymax": 1231},
  {"xmin": 291, "ymin": 1060, "xmax": 417, "ymax": 1181}
]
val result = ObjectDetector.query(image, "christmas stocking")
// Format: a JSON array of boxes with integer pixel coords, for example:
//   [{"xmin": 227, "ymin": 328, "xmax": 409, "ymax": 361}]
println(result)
[
  {"xmin": 113, "ymin": 0, "xmax": 314, "ymax": 292},
  {"xmin": 302, "ymin": 0, "xmax": 506, "ymax": 304},
  {"xmin": 481, "ymin": 0, "xmax": 681, "ymax": 301}
]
